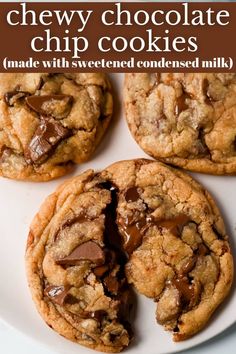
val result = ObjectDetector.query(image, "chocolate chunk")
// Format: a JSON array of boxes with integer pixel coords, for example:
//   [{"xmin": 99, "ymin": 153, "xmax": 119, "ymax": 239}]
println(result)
[
  {"xmin": 179, "ymin": 257, "xmax": 197, "ymax": 276},
  {"xmin": 4, "ymin": 90, "xmax": 29, "ymax": 106},
  {"xmin": 56, "ymin": 241, "xmax": 105, "ymax": 266},
  {"xmin": 25, "ymin": 118, "xmax": 70, "ymax": 163},
  {"xmin": 124, "ymin": 187, "xmax": 140, "ymax": 203},
  {"xmin": 104, "ymin": 275, "xmax": 119, "ymax": 294},
  {"xmin": 155, "ymin": 214, "xmax": 190, "ymax": 237},
  {"xmin": 25, "ymin": 95, "xmax": 73, "ymax": 119},
  {"xmin": 177, "ymin": 244, "xmax": 209, "ymax": 284},
  {"xmin": 44, "ymin": 285, "xmax": 70, "ymax": 306}
]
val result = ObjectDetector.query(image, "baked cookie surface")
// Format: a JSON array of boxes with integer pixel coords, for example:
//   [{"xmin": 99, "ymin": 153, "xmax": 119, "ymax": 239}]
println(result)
[
  {"xmin": 0, "ymin": 73, "xmax": 113, "ymax": 181},
  {"xmin": 124, "ymin": 73, "xmax": 236, "ymax": 174},
  {"xmin": 25, "ymin": 159, "xmax": 233, "ymax": 351}
]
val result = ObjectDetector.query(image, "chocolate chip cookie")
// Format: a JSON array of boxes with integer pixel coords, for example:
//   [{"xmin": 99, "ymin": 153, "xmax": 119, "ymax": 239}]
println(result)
[
  {"xmin": 124, "ymin": 73, "xmax": 236, "ymax": 174},
  {"xmin": 25, "ymin": 159, "xmax": 233, "ymax": 351},
  {"xmin": 0, "ymin": 73, "xmax": 113, "ymax": 181},
  {"xmin": 25, "ymin": 169, "xmax": 133, "ymax": 352}
]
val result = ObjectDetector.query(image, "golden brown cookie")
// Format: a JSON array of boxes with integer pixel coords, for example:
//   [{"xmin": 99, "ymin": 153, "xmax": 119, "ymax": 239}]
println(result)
[
  {"xmin": 124, "ymin": 73, "xmax": 236, "ymax": 175},
  {"xmin": 112, "ymin": 160, "xmax": 233, "ymax": 341},
  {"xmin": 0, "ymin": 73, "xmax": 113, "ymax": 181},
  {"xmin": 25, "ymin": 169, "xmax": 133, "ymax": 353},
  {"xmin": 25, "ymin": 159, "xmax": 233, "ymax": 352}
]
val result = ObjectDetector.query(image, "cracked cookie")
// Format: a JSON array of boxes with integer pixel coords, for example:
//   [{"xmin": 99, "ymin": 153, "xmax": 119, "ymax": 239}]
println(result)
[
  {"xmin": 0, "ymin": 73, "xmax": 113, "ymax": 181},
  {"xmin": 25, "ymin": 159, "xmax": 233, "ymax": 351},
  {"xmin": 114, "ymin": 160, "xmax": 233, "ymax": 341},
  {"xmin": 124, "ymin": 73, "xmax": 236, "ymax": 174},
  {"xmin": 25, "ymin": 169, "xmax": 133, "ymax": 353}
]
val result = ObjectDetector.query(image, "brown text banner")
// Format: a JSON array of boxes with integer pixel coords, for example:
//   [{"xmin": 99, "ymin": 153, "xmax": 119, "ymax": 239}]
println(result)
[{"xmin": 0, "ymin": 2, "xmax": 235, "ymax": 72}]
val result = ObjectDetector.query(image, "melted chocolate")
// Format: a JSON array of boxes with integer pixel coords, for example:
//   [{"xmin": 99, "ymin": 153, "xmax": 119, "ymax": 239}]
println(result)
[
  {"xmin": 118, "ymin": 214, "xmax": 190, "ymax": 255},
  {"xmin": 118, "ymin": 215, "xmax": 148, "ymax": 255},
  {"xmin": 168, "ymin": 242, "xmax": 211, "ymax": 310},
  {"xmin": 172, "ymin": 277, "xmax": 194, "ymax": 305},
  {"xmin": 171, "ymin": 277, "xmax": 194, "ymax": 307},
  {"xmin": 172, "ymin": 242, "xmax": 210, "ymax": 308}
]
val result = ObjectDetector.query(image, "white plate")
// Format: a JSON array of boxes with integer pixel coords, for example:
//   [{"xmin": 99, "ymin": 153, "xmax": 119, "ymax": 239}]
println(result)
[{"xmin": 0, "ymin": 73, "xmax": 235, "ymax": 354}]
